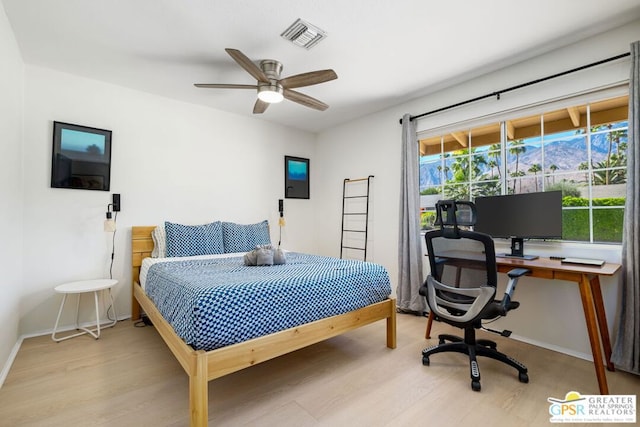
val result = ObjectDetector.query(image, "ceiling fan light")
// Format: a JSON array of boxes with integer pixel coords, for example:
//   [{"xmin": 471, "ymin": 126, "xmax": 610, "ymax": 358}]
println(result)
[{"xmin": 257, "ymin": 84, "xmax": 284, "ymax": 103}]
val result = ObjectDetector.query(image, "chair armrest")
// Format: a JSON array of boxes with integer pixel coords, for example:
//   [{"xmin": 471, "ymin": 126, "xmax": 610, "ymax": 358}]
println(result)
[
  {"xmin": 507, "ymin": 268, "xmax": 530, "ymax": 279},
  {"xmin": 500, "ymin": 268, "xmax": 531, "ymax": 315}
]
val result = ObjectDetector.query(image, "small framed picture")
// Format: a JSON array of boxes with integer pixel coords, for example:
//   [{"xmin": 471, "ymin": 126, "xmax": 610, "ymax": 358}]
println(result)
[
  {"xmin": 51, "ymin": 121, "xmax": 112, "ymax": 191},
  {"xmin": 284, "ymin": 156, "xmax": 309, "ymax": 199}
]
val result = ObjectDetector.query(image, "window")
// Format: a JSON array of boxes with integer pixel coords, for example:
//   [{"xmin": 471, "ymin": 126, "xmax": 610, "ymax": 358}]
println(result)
[{"xmin": 419, "ymin": 94, "xmax": 628, "ymax": 243}]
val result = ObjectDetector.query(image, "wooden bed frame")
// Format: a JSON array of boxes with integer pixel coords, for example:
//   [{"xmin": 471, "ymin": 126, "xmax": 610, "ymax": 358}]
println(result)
[{"xmin": 131, "ymin": 226, "xmax": 397, "ymax": 426}]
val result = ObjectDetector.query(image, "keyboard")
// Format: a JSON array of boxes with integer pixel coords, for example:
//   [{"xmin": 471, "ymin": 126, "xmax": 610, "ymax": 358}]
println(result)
[{"xmin": 561, "ymin": 257, "xmax": 605, "ymax": 267}]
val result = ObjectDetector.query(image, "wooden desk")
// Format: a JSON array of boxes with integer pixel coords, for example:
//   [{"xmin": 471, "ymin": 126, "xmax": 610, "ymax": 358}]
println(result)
[{"xmin": 424, "ymin": 256, "xmax": 621, "ymax": 395}]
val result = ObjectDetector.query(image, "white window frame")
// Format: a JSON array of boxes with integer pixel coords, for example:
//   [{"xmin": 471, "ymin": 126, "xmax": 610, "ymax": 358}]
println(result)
[{"xmin": 418, "ymin": 85, "xmax": 628, "ymax": 255}]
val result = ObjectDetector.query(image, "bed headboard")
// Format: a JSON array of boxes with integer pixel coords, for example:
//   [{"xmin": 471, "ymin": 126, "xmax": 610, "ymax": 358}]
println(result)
[{"xmin": 131, "ymin": 226, "xmax": 155, "ymax": 320}]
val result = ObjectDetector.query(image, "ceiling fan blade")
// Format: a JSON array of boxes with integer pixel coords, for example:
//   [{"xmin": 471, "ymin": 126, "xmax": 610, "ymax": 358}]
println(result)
[
  {"xmin": 225, "ymin": 48, "xmax": 269, "ymax": 83},
  {"xmin": 283, "ymin": 88, "xmax": 329, "ymax": 111},
  {"xmin": 279, "ymin": 70, "xmax": 337, "ymax": 89},
  {"xmin": 194, "ymin": 83, "xmax": 257, "ymax": 89},
  {"xmin": 253, "ymin": 99, "xmax": 269, "ymax": 114}
]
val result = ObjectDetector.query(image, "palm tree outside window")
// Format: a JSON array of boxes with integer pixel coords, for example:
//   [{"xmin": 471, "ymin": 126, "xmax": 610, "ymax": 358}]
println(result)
[{"xmin": 418, "ymin": 94, "xmax": 628, "ymax": 243}]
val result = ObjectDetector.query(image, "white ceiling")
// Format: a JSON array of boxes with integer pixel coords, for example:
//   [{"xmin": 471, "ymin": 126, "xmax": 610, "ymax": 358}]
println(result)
[{"xmin": 4, "ymin": 0, "xmax": 640, "ymax": 133}]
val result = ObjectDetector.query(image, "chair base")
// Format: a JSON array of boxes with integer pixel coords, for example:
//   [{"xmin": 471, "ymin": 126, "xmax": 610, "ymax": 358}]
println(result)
[{"xmin": 422, "ymin": 329, "xmax": 528, "ymax": 391}]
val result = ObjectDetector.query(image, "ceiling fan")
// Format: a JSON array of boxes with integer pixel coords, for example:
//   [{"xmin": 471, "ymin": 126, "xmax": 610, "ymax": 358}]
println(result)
[{"xmin": 194, "ymin": 48, "xmax": 338, "ymax": 114}]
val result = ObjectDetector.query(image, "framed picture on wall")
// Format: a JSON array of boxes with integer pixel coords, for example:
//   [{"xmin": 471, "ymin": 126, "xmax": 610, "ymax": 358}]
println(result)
[
  {"xmin": 284, "ymin": 155, "xmax": 309, "ymax": 199},
  {"xmin": 51, "ymin": 121, "xmax": 112, "ymax": 191}
]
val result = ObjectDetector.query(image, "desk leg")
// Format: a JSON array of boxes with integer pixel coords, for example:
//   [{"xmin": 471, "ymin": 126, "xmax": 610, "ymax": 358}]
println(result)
[
  {"xmin": 425, "ymin": 311, "xmax": 434, "ymax": 339},
  {"xmin": 578, "ymin": 274, "xmax": 609, "ymax": 395},
  {"xmin": 589, "ymin": 275, "xmax": 615, "ymax": 372}
]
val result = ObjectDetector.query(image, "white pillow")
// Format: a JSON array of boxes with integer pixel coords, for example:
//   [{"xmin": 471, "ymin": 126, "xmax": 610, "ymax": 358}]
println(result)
[{"xmin": 151, "ymin": 225, "xmax": 166, "ymax": 258}]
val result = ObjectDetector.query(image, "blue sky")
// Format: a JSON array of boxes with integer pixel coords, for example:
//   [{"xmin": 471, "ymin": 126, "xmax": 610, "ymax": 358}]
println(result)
[
  {"xmin": 61, "ymin": 129, "xmax": 105, "ymax": 154},
  {"xmin": 287, "ymin": 159, "xmax": 307, "ymax": 180}
]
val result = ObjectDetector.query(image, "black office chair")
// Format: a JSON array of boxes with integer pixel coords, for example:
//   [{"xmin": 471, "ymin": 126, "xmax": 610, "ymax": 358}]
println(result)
[{"xmin": 419, "ymin": 200, "xmax": 530, "ymax": 391}]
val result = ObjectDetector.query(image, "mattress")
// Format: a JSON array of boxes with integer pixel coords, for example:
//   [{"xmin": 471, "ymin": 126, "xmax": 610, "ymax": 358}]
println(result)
[{"xmin": 143, "ymin": 253, "xmax": 392, "ymax": 351}]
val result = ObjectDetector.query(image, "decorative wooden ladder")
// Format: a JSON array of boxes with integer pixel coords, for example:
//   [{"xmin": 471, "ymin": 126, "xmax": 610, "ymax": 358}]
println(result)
[{"xmin": 340, "ymin": 175, "xmax": 374, "ymax": 261}]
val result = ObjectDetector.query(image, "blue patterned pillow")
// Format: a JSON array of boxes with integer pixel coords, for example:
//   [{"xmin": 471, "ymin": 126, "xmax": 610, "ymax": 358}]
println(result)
[
  {"xmin": 164, "ymin": 221, "xmax": 224, "ymax": 257},
  {"xmin": 222, "ymin": 220, "xmax": 271, "ymax": 253}
]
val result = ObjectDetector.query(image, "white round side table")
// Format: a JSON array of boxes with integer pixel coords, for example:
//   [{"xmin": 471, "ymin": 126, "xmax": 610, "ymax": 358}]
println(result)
[{"xmin": 51, "ymin": 279, "xmax": 118, "ymax": 342}]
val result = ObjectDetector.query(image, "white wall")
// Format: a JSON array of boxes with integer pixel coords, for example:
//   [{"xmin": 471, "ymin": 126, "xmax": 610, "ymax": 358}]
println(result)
[
  {"xmin": 0, "ymin": 3, "xmax": 24, "ymax": 378},
  {"xmin": 315, "ymin": 20, "xmax": 640, "ymax": 359},
  {"xmin": 19, "ymin": 66, "xmax": 317, "ymax": 336},
  {"xmin": 314, "ymin": 108, "xmax": 401, "ymax": 269},
  {"xmin": 4, "ymin": 11, "xmax": 639, "ymax": 378}
]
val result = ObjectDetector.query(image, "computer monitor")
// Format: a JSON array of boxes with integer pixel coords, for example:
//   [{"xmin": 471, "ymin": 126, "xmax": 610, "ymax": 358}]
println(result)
[{"xmin": 473, "ymin": 191, "xmax": 563, "ymax": 260}]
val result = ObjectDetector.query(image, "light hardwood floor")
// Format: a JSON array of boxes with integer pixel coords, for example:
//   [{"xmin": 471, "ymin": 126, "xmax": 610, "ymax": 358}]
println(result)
[{"xmin": 0, "ymin": 313, "xmax": 637, "ymax": 426}]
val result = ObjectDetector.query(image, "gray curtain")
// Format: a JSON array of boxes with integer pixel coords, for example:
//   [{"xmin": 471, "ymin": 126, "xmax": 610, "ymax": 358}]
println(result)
[
  {"xmin": 611, "ymin": 40, "xmax": 640, "ymax": 375},
  {"xmin": 397, "ymin": 114, "xmax": 426, "ymax": 313}
]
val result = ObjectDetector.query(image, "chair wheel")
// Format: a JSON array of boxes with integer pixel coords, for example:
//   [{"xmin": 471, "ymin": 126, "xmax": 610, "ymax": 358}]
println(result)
[
  {"xmin": 471, "ymin": 380, "xmax": 481, "ymax": 391},
  {"xmin": 519, "ymin": 372, "xmax": 529, "ymax": 383},
  {"xmin": 422, "ymin": 356, "xmax": 430, "ymax": 366}
]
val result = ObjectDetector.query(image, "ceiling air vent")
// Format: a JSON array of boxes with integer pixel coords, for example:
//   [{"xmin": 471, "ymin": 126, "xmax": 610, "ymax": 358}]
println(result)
[{"xmin": 281, "ymin": 18, "xmax": 327, "ymax": 50}]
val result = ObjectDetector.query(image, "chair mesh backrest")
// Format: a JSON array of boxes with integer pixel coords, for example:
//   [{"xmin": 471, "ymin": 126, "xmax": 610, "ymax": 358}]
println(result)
[{"xmin": 425, "ymin": 200, "xmax": 498, "ymax": 289}]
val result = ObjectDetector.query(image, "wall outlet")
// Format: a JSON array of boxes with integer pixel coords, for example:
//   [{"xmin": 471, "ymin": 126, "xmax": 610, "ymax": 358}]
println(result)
[{"xmin": 112, "ymin": 193, "xmax": 121, "ymax": 212}]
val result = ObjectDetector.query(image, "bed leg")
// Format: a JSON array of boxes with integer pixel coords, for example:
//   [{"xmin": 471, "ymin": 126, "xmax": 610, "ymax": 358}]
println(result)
[
  {"xmin": 132, "ymin": 298, "xmax": 141, "ymax": 322},
  {"xmin": 190, "ymin": 350, "xmax": 208, "ymax": 426},
  {"xmin": 386, "ymin": 299, "xmax": 397, "ymax": 349},
  {"xmin": 131, "ymin": 282, "xmax": 142, "ymax": 321}
]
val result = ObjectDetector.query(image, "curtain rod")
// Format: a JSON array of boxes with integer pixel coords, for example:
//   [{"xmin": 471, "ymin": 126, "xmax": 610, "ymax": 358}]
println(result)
[{"xmin": 399, "ymin": 51, "xmax": 631, "ymax": 125}]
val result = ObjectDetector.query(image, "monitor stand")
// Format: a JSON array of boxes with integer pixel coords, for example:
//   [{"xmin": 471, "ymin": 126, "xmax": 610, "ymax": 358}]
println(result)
[{"xmin": 496, "ymin": 237, "xmax": 539, "ymax": 260}]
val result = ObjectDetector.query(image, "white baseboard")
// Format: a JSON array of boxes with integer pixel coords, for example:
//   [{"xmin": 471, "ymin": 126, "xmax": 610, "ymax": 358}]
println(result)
[
  {"xmin": 511, "ymin": 333, "xmax": 593, "ymax": 362},
  {"xmin": 0, "ymin": 314, "xmax": 131, "ymax": 389},
  {"xmin": 0, "ymin": 336, "xmax": 24, "ymax": 389}
]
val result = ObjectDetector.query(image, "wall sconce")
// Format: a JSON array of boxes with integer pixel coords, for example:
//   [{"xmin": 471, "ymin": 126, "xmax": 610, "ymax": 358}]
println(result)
[{"xmin": 104, "ymin": 193, "xmax": 120, "ymax": 232}]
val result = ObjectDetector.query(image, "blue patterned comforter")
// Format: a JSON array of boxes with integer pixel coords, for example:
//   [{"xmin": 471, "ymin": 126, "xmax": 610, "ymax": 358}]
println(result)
[{"xmin": 144, "ymin": 252, "xmax": 392, "ymax": 351}]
